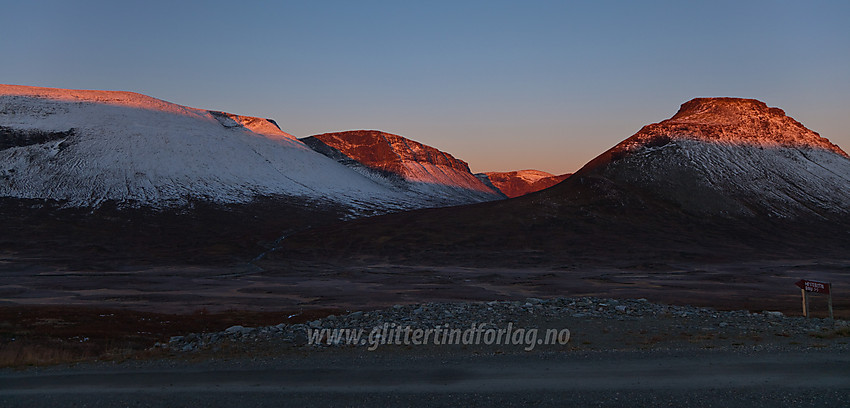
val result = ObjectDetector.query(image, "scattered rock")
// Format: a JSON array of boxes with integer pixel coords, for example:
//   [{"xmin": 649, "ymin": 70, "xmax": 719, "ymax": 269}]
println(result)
[
  {"xmin": 159, "ymin": 296, "xmax": 845, "ymax": 353},
  {"xmin": 225, "ymin": 325, "xmax": 250, "ymax": 335}
]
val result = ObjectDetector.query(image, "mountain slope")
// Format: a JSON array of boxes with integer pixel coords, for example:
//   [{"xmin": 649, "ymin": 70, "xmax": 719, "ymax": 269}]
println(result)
[
  {"xmin": 567, "ymin": 97, "xmax": 850, "ymax": 218},
  {"xmin": 477, "ymin": 170, "xmax": 571, "ymax": 198},
  {"xmin": 0, "ymin": 85, "xmax": 415, "ymax": 211},
  {"xmin": 0, "ymin": 85, "xmax": 506, "ymax": 265},
  {"xmin": 301, "ymin": 130, "xmax": 504, "ymax": 206},
  {"xmin": 273, "ymin": 98, "xmax": 850, "ymax": 266}
]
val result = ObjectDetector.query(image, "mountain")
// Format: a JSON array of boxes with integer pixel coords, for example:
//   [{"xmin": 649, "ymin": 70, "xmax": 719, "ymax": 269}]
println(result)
[
  {"xmin": 572, "ymin": 97, "xmax": 850, "ymax": 218},
  {"xmin": 272, "ymin": 97, "xmax": 850, "ymax": 266},
  {"xmin": 476, "ymin": 170, "xmax": 571, "ymax": 198},
  {"xmin": 301, "ymin": 130, "xmax": 505, "ymax": 205},
  {"xmin": 0, "ymin": 85, "xmax": 493, "ymax": 264},
  {"xmin": 0, "ymin": 84, "xmax": 419, "ymax": 211}
]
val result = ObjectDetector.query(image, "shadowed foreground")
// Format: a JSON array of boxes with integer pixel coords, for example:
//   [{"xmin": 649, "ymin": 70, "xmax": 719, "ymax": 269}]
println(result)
[{"xmin": 1, "ymin": 350, "xmax": 848, "ymax": 407}]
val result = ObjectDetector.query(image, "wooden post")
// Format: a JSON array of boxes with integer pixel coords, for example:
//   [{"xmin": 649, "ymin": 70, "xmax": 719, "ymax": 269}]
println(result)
[
  {"xmin": 806, "ymin": 290, "xmax": 811, "ymax": 318},
  {"xmin": 801, "ymin": 288, "xmax": 808, "ymax": 318},
  {"xmin": 828, "ymin": 283, "xmax": 834, "ymax": 320}
]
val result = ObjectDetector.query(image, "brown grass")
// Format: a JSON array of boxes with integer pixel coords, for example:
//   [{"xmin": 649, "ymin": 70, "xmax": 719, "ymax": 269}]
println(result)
[{"xmin": 809, "ymin": 326, "xmax": 850, "ymax": 340}]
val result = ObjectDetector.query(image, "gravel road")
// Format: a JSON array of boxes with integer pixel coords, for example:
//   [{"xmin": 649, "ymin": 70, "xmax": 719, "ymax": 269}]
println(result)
[{"xmin": 2, "ymin": 349, "xmax": 849, "ymax": 407}]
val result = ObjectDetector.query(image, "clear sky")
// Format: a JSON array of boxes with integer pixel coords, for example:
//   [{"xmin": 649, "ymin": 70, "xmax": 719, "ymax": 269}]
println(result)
[{"xmin": 2, "ymin": 0, "xmax": 848, "ymax": 174}]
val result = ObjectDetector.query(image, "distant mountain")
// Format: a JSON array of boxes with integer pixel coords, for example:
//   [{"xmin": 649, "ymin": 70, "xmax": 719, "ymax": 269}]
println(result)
[
  {"xmin": 476, "ymin": 170, "xmax": 571, "ymax": 198},
  {"xmin": 301, "ymin": 130, "xmax": 505, "ymax": 206},
  {"xmin": 273, "ymin": 98, "xmax": 850, "ymax": 266}
]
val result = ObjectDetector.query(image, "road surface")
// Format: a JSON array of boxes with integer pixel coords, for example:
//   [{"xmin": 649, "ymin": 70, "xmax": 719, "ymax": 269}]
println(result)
[{"xmin": 2, "ymin": 349, "xmax": 848, "ymax": 407}]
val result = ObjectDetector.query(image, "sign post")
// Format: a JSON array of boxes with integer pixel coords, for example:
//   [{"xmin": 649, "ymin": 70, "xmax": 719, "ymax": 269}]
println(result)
[
  {"xmin": 800, "ymin": 287, "xmax": 808, "ymax": 317},
  {"xmin": 795, "ymin": 279, "xmax": 833, "ymax": 320}
]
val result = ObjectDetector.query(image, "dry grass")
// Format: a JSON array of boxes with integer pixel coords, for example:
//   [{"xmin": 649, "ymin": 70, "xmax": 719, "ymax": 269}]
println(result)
[
  {"xmin": 809, "ymin": 325, "xmax": 850, "ymax": 340},
  {"xmin": 0, "ymin": 342, "xmax": 139, "ymax": 367}
]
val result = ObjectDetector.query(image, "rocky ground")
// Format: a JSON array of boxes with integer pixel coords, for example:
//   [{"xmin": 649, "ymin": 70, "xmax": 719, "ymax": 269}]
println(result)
[{"xmin": 163, "ymin": 296, "xmax": 850, "ymax": 356}]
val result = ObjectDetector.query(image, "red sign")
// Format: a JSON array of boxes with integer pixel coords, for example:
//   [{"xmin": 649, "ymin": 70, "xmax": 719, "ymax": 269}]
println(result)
[{"xmin": 795, "ymin": 279, "xmax": 831, "ymax": 295}]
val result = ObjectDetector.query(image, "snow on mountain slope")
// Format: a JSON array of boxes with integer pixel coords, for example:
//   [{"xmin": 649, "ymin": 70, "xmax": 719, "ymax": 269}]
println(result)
[
  {"xmin": 301, "ymin": 130, "xmax": 505, "ymax": 206},
  {"xmin": 510, "ymin": 169, "xmax": 554, "ymax": 183},
  {"xmin": 273, "ymin": 98, "xmax": 850, "ymax": 266},
  {"xmin": 0, "ymin": 85, "xmax": 418, "ymax": 210},
  {"xmin": 568, "ymin": 97, "xmax": 850, "ymax": 217},
  {"xmin": 477, "ymin": 170, "xmax": 571, "ymax": 198}
]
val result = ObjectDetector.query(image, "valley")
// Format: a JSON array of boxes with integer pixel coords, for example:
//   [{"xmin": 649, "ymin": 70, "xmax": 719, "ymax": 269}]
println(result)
[{"xmin": 1, "ymin": 87, "xmax": 848, "ymax": 406}]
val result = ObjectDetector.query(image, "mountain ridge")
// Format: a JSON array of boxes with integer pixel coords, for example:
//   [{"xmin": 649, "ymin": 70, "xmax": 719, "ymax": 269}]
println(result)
[{"xmin": 301, "ymin": 130, "xmax": 504, "ymax": 205}]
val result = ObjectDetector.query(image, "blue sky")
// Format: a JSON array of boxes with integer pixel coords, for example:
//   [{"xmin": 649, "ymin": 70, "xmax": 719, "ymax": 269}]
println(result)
[{"xmin": 2, "ymin": 0, "xmax": 848, "ymax": 173}]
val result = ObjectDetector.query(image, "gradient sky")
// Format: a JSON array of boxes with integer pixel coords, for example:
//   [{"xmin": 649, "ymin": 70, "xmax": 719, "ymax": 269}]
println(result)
[{"xmin": 2, "ymin": 0, "xmax": 848, "ymax": 174}]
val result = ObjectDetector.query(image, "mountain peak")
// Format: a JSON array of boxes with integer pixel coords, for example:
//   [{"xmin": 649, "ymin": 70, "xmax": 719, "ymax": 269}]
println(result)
[
  {"xmin": 611, "ymin": 97, "xmax": 848, "ymax": 158},
  {"xmin": 568, "ymin": 97, "xmax": 850, "ymax": 218},
  {"xmin": 478, "ymin": 170, "xmax": 571, "ymax": 198},
  {"xmin": 671, "ymin": 97, "xmax": 782, "ymax": 123}
]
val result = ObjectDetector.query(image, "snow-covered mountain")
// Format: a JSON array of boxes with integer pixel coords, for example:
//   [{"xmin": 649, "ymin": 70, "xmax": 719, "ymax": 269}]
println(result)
[
  {"xmin": 301, "ymin": 130, "xmax": 505, "ymax": 205},
  {"xmin": 568, "ymin": 97, "xmax": 850, "ymax": 218},
  {"xmin": 476, "ymin": 170, "xmax": 571, "ymax": 198},
  {"xmin": 0, "ymin": 85, "xmax": 438, "ymax": 212}
]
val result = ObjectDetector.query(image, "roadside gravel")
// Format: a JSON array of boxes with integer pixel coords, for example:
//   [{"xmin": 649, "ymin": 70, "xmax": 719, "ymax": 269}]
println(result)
[{"xmin": 163, "ymin": 296, "xmax": 850, "ymax": 355}]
